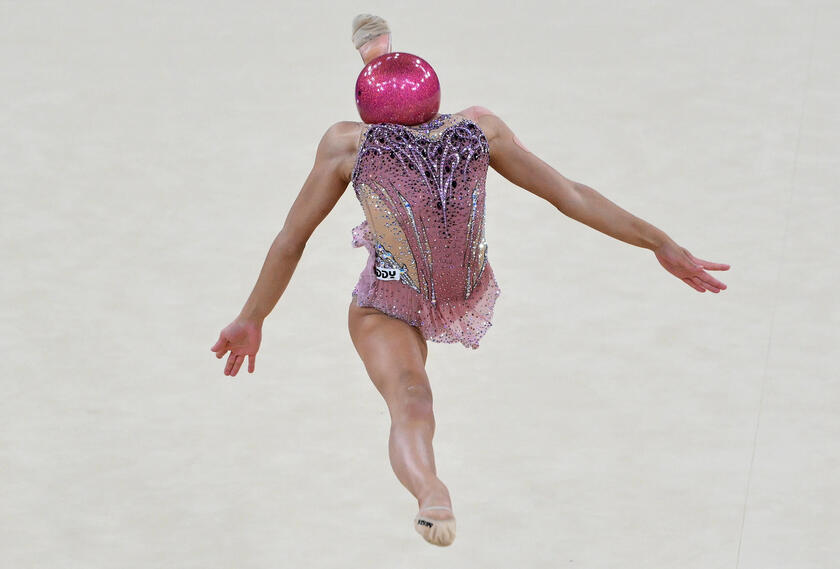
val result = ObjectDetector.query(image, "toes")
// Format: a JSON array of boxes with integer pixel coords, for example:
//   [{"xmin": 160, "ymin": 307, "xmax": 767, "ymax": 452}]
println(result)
[{"xmin": 433, "ymin": 520, "xmax": 455, "ymax": 546}]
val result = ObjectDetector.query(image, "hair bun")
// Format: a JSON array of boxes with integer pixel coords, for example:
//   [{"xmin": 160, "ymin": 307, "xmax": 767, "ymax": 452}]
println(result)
[{"xmin": 352, "ymin": 13, "xmax": 391, "ymax": 49}]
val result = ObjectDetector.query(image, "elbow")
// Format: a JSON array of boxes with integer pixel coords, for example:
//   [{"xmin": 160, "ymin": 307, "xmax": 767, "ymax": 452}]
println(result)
[
  {"xmin": 275, "ymin": 229, "xmax": 307, "ymax": 257},
  {"xmin": 553, "ymin": 179, "xmax": 584, "ymax": 216}
]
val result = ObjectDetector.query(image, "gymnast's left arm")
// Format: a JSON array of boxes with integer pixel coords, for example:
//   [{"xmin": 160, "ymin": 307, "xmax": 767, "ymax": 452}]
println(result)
[{"xmin": 476, "ymin": 107, "xmax": 730, "ymax": 293}]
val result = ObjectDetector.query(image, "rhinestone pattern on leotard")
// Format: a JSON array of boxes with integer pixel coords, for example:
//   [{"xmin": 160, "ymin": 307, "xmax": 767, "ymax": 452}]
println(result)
[{"xmin": 350, "ymin": 113, "xmax": 501, "ymax": 349}]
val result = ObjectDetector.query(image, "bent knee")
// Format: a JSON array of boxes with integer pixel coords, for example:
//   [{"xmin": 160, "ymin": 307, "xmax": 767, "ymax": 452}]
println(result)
[{"xmin": 389, "ymin": 370, "xmax": 434, "ymax": 421}]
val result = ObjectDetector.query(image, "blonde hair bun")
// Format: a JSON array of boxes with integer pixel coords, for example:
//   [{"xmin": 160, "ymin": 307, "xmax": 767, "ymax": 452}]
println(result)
[{"xmin": 352, "ymin": 13, "xmax": 391, "ymax": 49}]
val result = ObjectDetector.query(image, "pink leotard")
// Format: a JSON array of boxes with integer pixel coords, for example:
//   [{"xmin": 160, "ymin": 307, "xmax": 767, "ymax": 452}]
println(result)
[{"xmin": 350, "ymin": 113, "xmax": 501, "ymax": 349}]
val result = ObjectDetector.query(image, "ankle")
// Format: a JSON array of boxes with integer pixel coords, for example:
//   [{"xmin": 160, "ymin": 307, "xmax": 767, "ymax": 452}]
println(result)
[{"xmin": 416, "ymin": 478, "xmax": 451, "ymax": 507}]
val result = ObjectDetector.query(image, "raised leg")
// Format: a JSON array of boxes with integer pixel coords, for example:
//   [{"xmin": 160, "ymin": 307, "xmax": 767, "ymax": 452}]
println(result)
[{"xmin": 348, "ymin": 298, "xmax": 456, "ymax": 540}]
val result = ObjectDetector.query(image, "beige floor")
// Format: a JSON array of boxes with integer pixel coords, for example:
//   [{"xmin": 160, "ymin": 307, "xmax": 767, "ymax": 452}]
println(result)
[{"xmin": 2, "ymin": 1, "xmax": 838, "ymax": 567}]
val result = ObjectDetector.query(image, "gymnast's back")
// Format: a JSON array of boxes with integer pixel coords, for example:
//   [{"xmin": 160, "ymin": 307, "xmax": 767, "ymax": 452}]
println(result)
[{"xmin": 347, "ymin": 112, "xmax": 501, "ymax": 350}]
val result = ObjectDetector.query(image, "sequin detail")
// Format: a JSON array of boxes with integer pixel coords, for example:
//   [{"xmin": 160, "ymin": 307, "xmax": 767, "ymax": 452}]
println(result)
[{"xmin": 350, "ymin": 113, "xmax": 501, "ymax": 349}]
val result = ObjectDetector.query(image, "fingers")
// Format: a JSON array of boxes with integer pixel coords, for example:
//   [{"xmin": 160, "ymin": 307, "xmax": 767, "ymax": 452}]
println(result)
[
  {"xmin": 225, "ymin": 353, "xmax": 238, "ymax": 375},
  {"xmin": 695, "ymin": 270, "xmax": 727, "ymax": 292},
  {"xmin": 692, "ymin": 255, "xmax": 731, "ymax": 271},
  {"xmin": 224, "ymin": 352, "xmax": 254, "ymax": 376},
  {"xmin": 671, "ymin": 247, "xmax": 730, "ymax": 293},
  {"xmin": 211, "ymin": 335, "xmax": 229, "ymax": 358},
  {"xmin": 681, "ymin": 251, "xmax": 728, "ymax": 292},
  {"xmin": 694, "ymin": 275, "xmax": 720, "ymax": 293},
  {"xmin": 683, "ymin": 277, "xmax": 705, "ymax": 292},
  {"xmin": 231, "ymin": 355, "xmax": 245, "ymax": 376},
  {"xmin": 683, "ymin": 270, "xmax": 726, "ymax": 293},
  {"xmin": 213, "ymin": 332, "xmax": 255, "ymax": 376},
  {"xmin": 688, "ymin": 277, "xmax": 706, "ymax": 292}
]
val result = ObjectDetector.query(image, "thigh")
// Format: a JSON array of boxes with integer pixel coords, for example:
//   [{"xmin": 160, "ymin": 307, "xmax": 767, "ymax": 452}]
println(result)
[{"xmin": 348, "ymin": 297, "xmax": 430, "ymax": 406}]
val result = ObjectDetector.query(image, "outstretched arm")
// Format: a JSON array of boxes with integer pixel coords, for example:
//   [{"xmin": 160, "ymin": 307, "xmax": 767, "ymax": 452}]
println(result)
[
  {"xmin": 237, "ymin": 121, "xmax": 353, "ymax": 321},
  {"xmin": 210, "ymin": 121, "xmax": 353, "ymax": 376},
  {"xmin": 476, "ymin": 107, "xmax": 729, "ymax": 292}
]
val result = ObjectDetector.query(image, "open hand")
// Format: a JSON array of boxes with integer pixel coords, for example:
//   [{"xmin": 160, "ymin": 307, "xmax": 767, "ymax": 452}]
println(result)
[
  {"xmin": 654, "ymin": 240, "xmax": 730, "ymax": 293},
  {"xmin": 210, "ymin": 317, "xmax": 263, "ymax": 376}
]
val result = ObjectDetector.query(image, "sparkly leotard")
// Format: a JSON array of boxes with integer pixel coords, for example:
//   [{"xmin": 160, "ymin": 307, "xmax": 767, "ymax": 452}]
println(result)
[{"xmin": 350, "ymin": 113, "xmax": 501, "ymax": 349}]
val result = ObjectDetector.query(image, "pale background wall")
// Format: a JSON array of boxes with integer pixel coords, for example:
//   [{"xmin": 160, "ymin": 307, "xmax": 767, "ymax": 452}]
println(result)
[{"xmin": 1, "ymin": 1, "xmax": 837, "ymax": 567}]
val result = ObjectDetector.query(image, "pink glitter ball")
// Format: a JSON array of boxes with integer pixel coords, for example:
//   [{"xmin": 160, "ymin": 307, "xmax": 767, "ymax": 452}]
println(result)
[{"xmin": 354, "ymin": 51, "xmax": 441, "ymax": 126}]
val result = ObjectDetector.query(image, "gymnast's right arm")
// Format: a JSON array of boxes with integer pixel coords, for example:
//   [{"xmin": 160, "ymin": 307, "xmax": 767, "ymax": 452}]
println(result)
[{"xmin": 210, "ymin": 122, "xmax": 353, "ymax": 376}]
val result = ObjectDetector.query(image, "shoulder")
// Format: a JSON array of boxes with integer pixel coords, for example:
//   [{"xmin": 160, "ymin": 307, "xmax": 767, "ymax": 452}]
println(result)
[
  {"xmin": 313, "ymin": 120, "xmax": 366, "ymax": 185},
  {"xmin": 316, "ymin": 120, "xmax": 364, "ymax": 158},
  {"xmin": 455, "ymin": 105, "xmax": 506, "ymax": 143}
]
